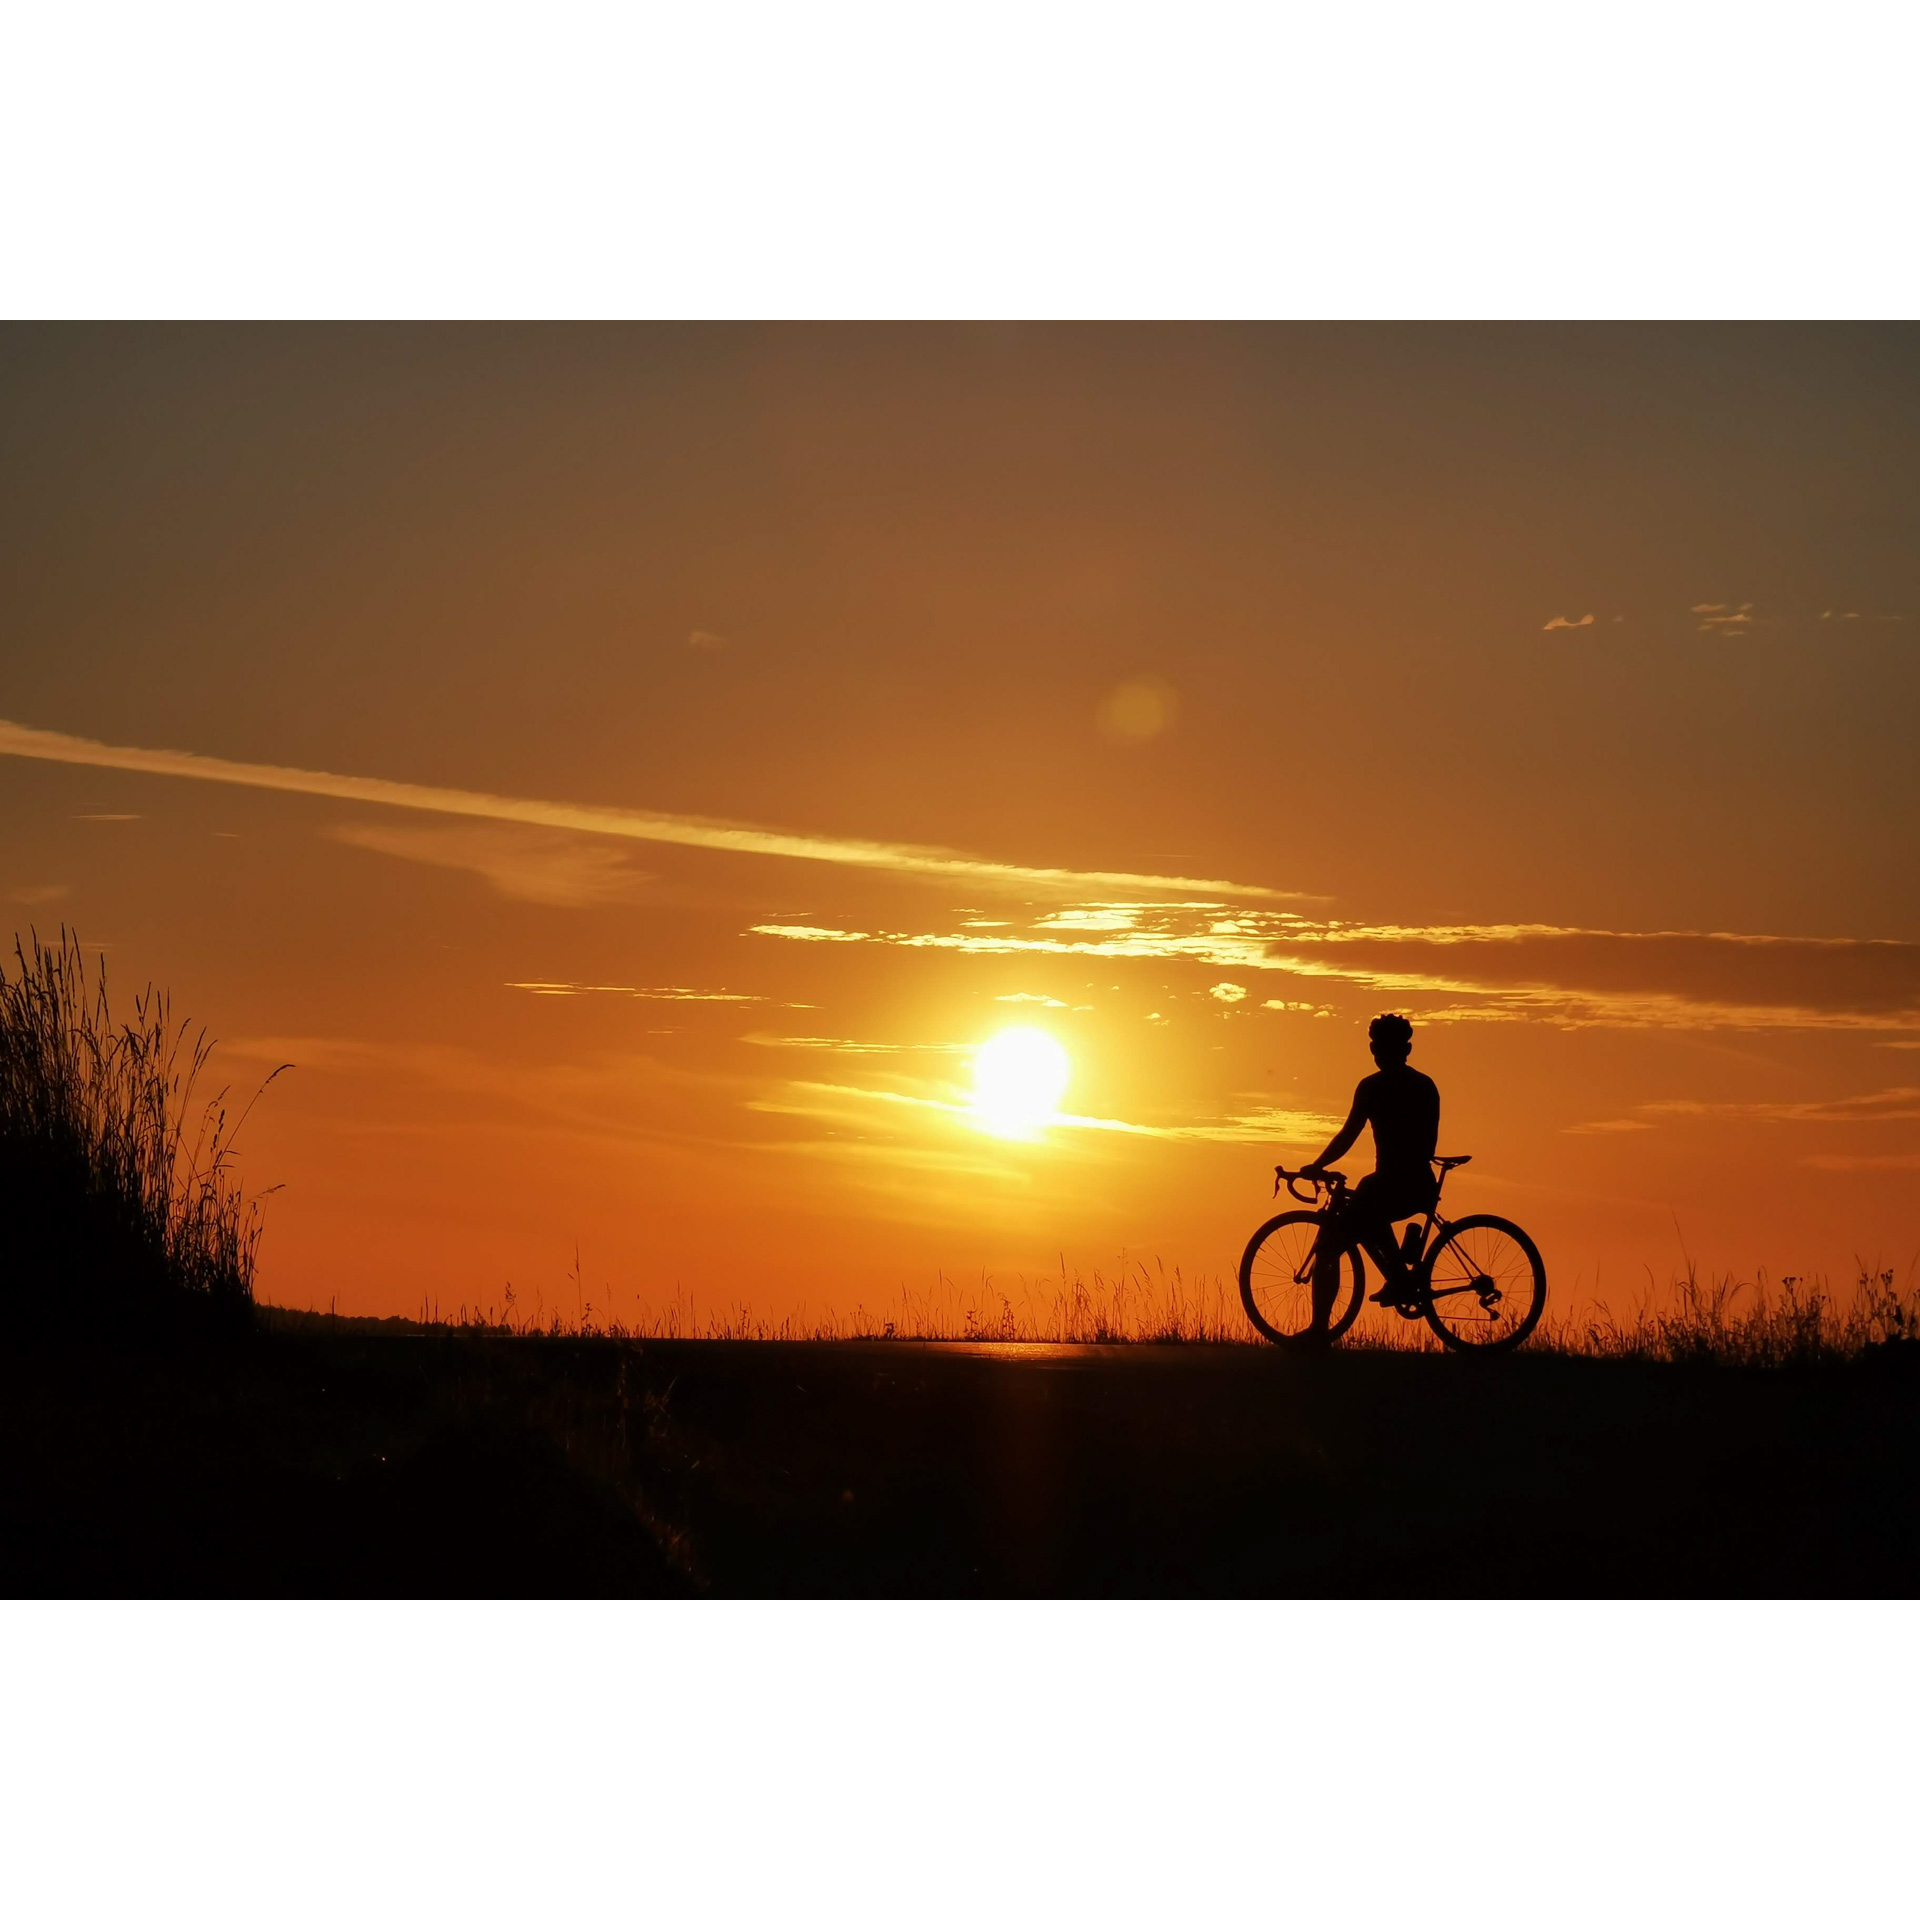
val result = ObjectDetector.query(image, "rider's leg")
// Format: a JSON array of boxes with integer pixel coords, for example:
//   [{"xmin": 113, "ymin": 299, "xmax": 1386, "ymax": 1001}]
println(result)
[
  {"xmin": 1350, "ymin": 1175, "xmax": 1427, "ymax": 1305},
  {"xmin": 1309, "ymin": 1219, "xmax": 1347, "ymax": 1328}
]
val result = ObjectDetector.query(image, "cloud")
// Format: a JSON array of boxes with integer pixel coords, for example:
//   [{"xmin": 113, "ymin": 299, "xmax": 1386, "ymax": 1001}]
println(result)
[
  {"xmin": 1542, "ymin": 614, "xmax": 1594, "ymax": 631},
  {"xmin": 1572, "ymin": 1088, "xmax": 1920, "ymax": 1133},
  {"xmin": 1639, "ymin": 1088, "xmax": 1920, "ymax": 1124},
  {"xmin": 1264, "ymin": 922, "xmax": 1920, "ymax": 1031},
  {"xmin": 1210, "ymin": 982, "xmax": 1248, "ymax": 1003},
  {"xmin": 687, "ymin": 629, "xmax": 732, "ymax": 650},
  {"xmin": 997, "ymin": 993, "xmax": 1068, "ymax": 1007},
  {"xmin": 507, "ymin": 981, "xmax": 761, "ymax": 1001},
  {"xmin": 1820, "ymin": 610, "xmax": 1903, "ymax": 624},
  {"xmin": 218, "ymin": 1033, "xmax": 756, "ymax": 1147},
  {"xmin": 771, "ymin": 1076, "xmax": 1335, "ymax": 1146},
  {"xmin": 1154, "ymin": 1106, "xmax": 1338, "ymax": 1144},
  {"xmin": 7, "ymin": 884, "xmax": 70, "ymax": 906},
  {"xmin": 1803, "ymin": 1152, "xmax": 1920, "ymax": 1171},
  {"xmin": 0, "ymin": 718, "xmax": 1281, "ymax": 899},
  {"xmin": 746, "ymin": 903, "xmax": 1920, "ymax": 1035},
  {"xmin": 332, "ymin": 823, "xmax": 649, "ymax": 906},
  {"xmin": 742, "ymin": 1034, "xmax": 972, "ymax": 1054},
  {"xmin": 737, "ymin": 1126, "xmax": 1035, "ymax": 1187},
  {"xmin": 752, "ymin": 924, "xmax": 872, "ymax": 943},
  {"xmin": 1693, "ymin": 602, "xmax": 1755, "ymax": 633}
]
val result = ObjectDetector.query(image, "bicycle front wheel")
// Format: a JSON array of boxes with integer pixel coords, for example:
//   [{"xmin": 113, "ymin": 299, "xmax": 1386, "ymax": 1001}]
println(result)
[
  {"xmin": 1239, "ymin": 1211, "xmax": 1364, "ymax": 1346},
  {"xmin": 1420, "ymin": 1215, "xmax": 1547, "ymax": 1352}
]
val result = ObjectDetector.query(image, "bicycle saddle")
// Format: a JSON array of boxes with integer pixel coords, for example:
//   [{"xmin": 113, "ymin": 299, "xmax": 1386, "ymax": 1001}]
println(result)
[{"xmin": 1433, "ymin": 1154, "xmax": 1472, "ymax": 1169}]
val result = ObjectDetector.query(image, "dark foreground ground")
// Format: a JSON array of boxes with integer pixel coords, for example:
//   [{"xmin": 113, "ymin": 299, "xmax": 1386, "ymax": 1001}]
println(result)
[{"xmin": 4, "ymin": 1320, "xmax": 1917, "ymax": 1595}]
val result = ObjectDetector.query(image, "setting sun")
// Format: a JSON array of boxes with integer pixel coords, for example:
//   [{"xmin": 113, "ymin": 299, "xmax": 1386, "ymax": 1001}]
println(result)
[{"xmin": 969, "ymin": 1028, "xmax": 1071, "ymax": 1137}]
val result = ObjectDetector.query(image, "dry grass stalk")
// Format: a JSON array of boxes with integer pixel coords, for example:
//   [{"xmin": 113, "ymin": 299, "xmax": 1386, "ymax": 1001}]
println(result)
[{"xmin": 0, "ymin": 928, "xmax": 277, "ymax": 1330}]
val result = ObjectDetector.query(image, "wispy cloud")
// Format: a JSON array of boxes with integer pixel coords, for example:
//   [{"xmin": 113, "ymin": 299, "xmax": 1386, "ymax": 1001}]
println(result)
[
  {"xmin": 333, "ymin": 823, "xmax": 649, "ymax": 906},
  {"xmin": 1820, "ymin": 610, "xmax": 1903, "ymax": 624},
  {"xmin": 773, "ymin": 1077, "xmax": 1335, "ymax": 1146},
  {"xmin": 1693, "ymin": 601, "xmax": 1755, "ymax": 633},
  {"xmin": 1138, "ymin": 1105, "xmax": 1339, "ymax": 1145},
  {"xmin": 1542, "ymin": 613, "xmax": 1593, "ymax": 631},
  {"xmin": 507, "ymin": 981, "xmax": 762, "ymax": 1001},
  {"xmin": 1803, "ymin": 1152, "xmax": 1920, "ymax": 1171},
  {"xmin": 1572, "ymin": 1088, "xmax": 1920, "ymax": 1133},
  {"xmin": 741, "ymin": 1034, "xmax": 972, "ymax": 1054},
  {"xmin": 7, "ymin": 884, "xmax": 70, "ymax": 906},
  {"xmin": 1640, "ymin": 1088, "xmax": 1920, "ymax": 1124},
  {"xmin": 0, "ymin": 719, "xmax": 1281, "ymax": 899}
]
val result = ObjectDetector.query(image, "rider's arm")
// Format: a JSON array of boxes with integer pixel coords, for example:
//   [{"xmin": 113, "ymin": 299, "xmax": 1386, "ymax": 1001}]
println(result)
[{"xmin": 1305, "ymin": 1083, "xmax": 1367, "ymax": 1172}]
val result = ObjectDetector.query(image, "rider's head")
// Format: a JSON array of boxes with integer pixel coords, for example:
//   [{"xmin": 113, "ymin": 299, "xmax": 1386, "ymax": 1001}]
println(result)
[{"xmin": 1368, "ymin": 1012, "xmax": 1413, "ymax": 1066}]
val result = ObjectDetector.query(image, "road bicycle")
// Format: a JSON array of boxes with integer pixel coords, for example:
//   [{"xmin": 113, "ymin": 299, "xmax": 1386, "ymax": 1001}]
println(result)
[{"xmin": 1238, "ymin": 1155, "xmax": 1547, "ymax": 1353}]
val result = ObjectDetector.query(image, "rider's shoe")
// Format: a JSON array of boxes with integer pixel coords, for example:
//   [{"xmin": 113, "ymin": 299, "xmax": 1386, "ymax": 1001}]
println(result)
[{"xmin": 1370, "ymin": 1276, "xmax": 1421, "ymax": 1309}]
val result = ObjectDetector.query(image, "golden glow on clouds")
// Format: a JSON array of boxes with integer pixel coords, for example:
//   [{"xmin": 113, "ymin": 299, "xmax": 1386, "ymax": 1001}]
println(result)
[{"xmin": 752, "ymin": 905, "xmax": 1920, "ymax": 1034}]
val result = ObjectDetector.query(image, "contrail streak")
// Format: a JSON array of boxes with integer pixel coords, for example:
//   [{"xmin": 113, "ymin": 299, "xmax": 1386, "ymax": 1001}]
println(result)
[{"xmin": 0, "ymin": 719, "xmax": 1284, "ymax": 899}]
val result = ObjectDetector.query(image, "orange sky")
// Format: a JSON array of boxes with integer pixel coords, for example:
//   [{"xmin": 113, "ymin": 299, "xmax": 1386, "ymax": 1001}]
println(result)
[{"xmin": 2, "ymin": 323, "xmax": 1916, "ymax": 1321}]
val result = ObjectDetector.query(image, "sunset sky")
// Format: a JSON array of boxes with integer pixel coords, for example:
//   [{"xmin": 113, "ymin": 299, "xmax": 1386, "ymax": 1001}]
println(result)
[{"xmin": 2, "ymin": 323, "xmax": 1916, "ymax": 1321}]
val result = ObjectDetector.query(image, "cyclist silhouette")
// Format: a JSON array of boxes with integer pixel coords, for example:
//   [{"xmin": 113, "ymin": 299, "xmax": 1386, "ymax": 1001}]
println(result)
[{"xmin": 1302, "ymin": 1012, "xmax": 1439, "ymax": 1309}]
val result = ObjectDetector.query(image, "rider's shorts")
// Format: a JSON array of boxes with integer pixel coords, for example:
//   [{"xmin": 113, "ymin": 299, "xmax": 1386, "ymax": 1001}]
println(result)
[{"xmin": 1348, "ymin": 1169, "xmax": 1438, "ymax": 1237}]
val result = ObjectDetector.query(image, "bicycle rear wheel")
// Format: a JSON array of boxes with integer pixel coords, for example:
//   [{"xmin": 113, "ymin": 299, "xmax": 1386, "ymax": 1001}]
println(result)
[
  {"xmin": 1239, "ymin": 1211, "xmax": 1364, "ymax": 1346},
  {"xmin": 1420, "ymin": 1214, "xmax": 1546, "ymax": 1352}
]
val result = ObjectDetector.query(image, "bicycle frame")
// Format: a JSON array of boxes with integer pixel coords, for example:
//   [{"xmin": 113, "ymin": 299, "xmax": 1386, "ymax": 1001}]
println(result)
[{"xmin": 1272, "ymin": 1160, "xmax": 1475, "ymax": 1307}]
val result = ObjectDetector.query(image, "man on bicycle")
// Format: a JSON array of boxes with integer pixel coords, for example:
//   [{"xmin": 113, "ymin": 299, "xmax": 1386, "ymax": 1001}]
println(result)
[{"xmin": 1302, "ymin": 1012, "xmax": 1439, "ymax": 1310}]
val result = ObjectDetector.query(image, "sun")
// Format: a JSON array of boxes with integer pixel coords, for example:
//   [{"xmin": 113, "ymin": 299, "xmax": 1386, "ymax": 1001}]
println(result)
[{"xmin": 969, "ymin": 1027, "xmax": 1071, "ymax": 1138}]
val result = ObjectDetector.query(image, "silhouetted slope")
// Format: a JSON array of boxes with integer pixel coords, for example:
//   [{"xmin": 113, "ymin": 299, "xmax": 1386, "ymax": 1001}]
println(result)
[{"xmin": 3, "ymin": 1331, "xmax": 1915, "ymax": 1595}]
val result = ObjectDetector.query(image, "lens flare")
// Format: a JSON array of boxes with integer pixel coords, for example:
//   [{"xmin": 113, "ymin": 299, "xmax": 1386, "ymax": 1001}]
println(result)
[{"xmin": 969, "ymin": 1027, "xmax": 1071, "ymax": 1137}]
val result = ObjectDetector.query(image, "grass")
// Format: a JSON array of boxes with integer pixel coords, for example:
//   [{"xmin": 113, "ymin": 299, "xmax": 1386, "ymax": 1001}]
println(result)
[
  {"xmin": 0, "ymin": 929, "xmax": 277, "ymax": 1333},
  {"xmin": 384, "ymin": 1250, "xmax": 1920, "ymax": 1367},
  {"xmin": 376, "ymin": 1255, "xmax": 1260, "ymax": 1345},
  {"xmin": 1545, "ymin": 1261, "xmax": 1920, "ymax": 1364}
]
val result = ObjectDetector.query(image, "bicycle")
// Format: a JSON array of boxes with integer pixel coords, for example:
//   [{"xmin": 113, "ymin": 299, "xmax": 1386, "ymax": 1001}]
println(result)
[{"xmin": 1237, "ymin": 1155, "xmax": 1547, "ymax": 1353}]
